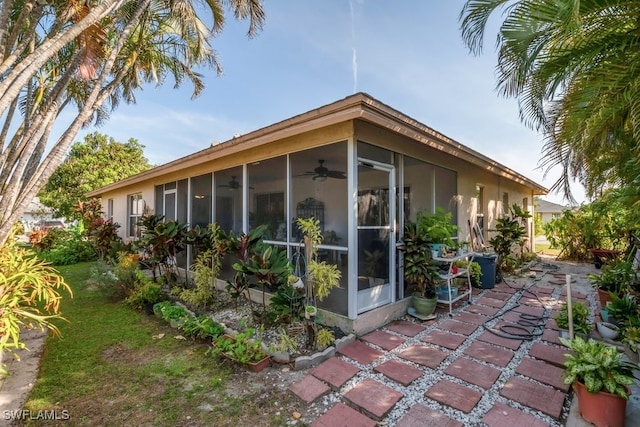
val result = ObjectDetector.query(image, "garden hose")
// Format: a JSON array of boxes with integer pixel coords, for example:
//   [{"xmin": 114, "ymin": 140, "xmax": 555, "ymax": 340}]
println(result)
[{"xmin": 481, "ymin": 262, "xmax": 559, "ymax": 341}]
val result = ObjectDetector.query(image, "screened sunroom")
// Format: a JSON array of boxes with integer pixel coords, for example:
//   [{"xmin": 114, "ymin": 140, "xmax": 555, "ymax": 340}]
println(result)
[{"xmin": 89, "ymin": 93, "xmax": 546, "ymax": 334}]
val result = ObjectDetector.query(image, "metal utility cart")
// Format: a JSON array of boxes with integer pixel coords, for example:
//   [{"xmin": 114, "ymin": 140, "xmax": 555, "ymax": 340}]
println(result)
[{"xmin": 433, "ymin": 252, "xmax": 475, "ymax": 316}]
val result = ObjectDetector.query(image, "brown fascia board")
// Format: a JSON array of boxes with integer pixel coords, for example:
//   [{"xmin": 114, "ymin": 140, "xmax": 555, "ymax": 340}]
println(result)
[{"xmin": 87, "ymin": 92, "xmax": 548, "ymax": 197}]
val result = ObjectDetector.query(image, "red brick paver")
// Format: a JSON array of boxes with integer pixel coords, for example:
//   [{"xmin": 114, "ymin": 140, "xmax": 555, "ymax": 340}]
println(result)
[
  {"xmin": 453, "ymin": 311, "xmax": 488, "ymax": 325},
  {"xmin": 398, "ymin": 344, "xmax": 448, "ymax": 368},
  {"xmin": 374, "ymin": 360, "xmax": 423, "ymax": 386},
  {"xmin": 476, "ymin": 296, "xmax": 508, "ymax": 308},
  {"xmin": 493, "ymin": 284, "xmax": 521, "ymax": 294},
  {"xmin": 466, "ymin": 304, "xmax": 501, "ymax": 317},
  {"xmin": 310, "ymin": 357, "xmax": 360, "ymax": 389},
  {"xmin": 519, "ymin": 296, "xmax": 548, "ymax": 308},
  {"xmin": 338, "ymin": 340, "xmax": 383, "ymax": 365},
  {"xmin": 529, "ymin": 342, "xmax": 570, "ymax": 367},
  {"xmin": 344, "ymin": 378, "xmax": 403, "ymax": 420},
  {"xmin": 512, "ymin": 304, "xmax": 546, "ymax": 318},
  {"xmin": 421, "ymin": 330, "xmax": 467, "ymax": 350},
  {"xmin": 361, "ymin": 330, "xmax": 405, "ymax": 351},
  {"xmin": 477, "ymin": 330, "xmax": 523, "ymax": 350},
  {"xmin": 499, "ymin": 376, "xmax": 567, "ymax": 419},
  {"xmin": 483, "ymin": 291, "xmax": 513, "ymax": 301},
  {"xmin": 386, "ymin": 320, "xmax": 426, "ymax": 337},
  {"xmin": 541, "ymin": 328, "xmax": 560, "ymax": 344},
  {"xmin": 483, "ymin": 401, "xmax": 550, "ymax": 427},
  {"xmin": 288, "ymin": 375, "xmax": 330, "ymax": 403},
  {"xmin": 312, "ymin": 402, "xmax": 376, "ymax": 427},
  {"xmin": 426, "ymin": 380, "xmax": 482, "ymax": 413},
  {"xmin": 396, "ymin": 403, "xmax": 463, "ymax": 427},
  {"xmin": 534, "ymin": 285, "xmax": 554, "ymax": 295},
  {"xmin": 464, "ymin": 341, "xmax": 514, "ymax": 367},
  {"xmin": 444, "ymin": 357, "xmax": 501, "ymax": 389},
  {"xmin": 439, "ymin": 319, "xmax": 478, "ymax": 336},
  {"xmin": 516, "ymin": 358, "xmax": 570, "ymax": 391}
]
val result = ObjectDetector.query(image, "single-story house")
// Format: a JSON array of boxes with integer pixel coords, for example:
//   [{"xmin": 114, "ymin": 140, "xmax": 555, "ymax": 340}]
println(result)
[
  {"xmin": 88, "ymin": 93, "xmax": 547, "ymax": 334},
  {"xmin": 535, "ymin": 198, "xmax": 569, "ymax": 225}
]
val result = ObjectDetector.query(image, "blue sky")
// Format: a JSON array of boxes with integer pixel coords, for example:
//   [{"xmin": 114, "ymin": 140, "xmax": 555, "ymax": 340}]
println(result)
[{"xmin": 77, "ymin": 0, "xmax": 585, "ymax": 205}]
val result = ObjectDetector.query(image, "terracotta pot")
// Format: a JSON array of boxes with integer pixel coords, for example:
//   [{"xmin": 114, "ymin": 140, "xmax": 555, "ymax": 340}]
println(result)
[
  {"xmin": 573, "ymin": 380, "xmax": 628, "ymax": 427},
  {"xmin": 243, "ymin": 355, "xmax": 271, "ymax": 372},
  {"xmin": 598, "ymin": 289, "xmax": 613, "ymax": 307}
]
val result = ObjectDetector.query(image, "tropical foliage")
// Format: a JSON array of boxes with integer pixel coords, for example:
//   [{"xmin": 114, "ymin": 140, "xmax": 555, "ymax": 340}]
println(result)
[
  {"xmin": 39, "ymin": 133, "xmax": 151, "ymax": 220},
  {"xmin": 400, "ymin": 220, "xmax": 441, "ymax": 298},
  {"xmin": 460, "ymin": 0, "xmax": 640, "ymax": 206},
  {"xmin": 543, "ymin": 198, "xmax": 631, "ymax": 261},
  {"xmin": 560, "ymin": 336, "xmax": 636, "ymax": 399},
  {"xmin": 489, "ymin": 203, "xmax": 531, "ymax": 272},
  {"xmin": 0, "ymin": 241, "xmax": 72, "ymax": 372},
  {"xmin": 0, "ymin": 0, "xmax": 265, "ymax": 244}
]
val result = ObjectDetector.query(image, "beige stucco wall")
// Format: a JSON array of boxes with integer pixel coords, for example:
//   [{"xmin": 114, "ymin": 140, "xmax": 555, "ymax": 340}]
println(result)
[{"xmin": 354, "ymin": 121, "xmax": 536, "ymax": 251}]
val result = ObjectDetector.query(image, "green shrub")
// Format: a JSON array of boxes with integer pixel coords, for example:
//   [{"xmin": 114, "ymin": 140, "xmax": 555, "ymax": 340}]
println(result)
[
  {"xmin": 489, "ymin": 204, "xmax": 530, "ymax": 272},
  {"xmin": 316, "ymin": 328, "xmax": 335, "ymax": 350},
  {"xmin": 125, "ymin": 272, "xmax": 166, "ymax": 311},
  {"xmin": 37, "ymin": 226, "xmax": 96, "ymax": 265},
  {"xmin": 0, "ymin": 242, "xmax": 72, "ymax": 373},
  {"xmin": 114, "ymin": 252, "xmax": 140, "ymax": 296},
  {"xmin": 209, "ymin": 328, "xmax": 267, "ymax": 364},
  {"xmin": 180, "ymin": 316, "xmax": 224, "ymax": 341},
  {"xmin": 554, "ymin": 301, "xmax": 591, "ymax": 335},
  {"xmin": 543, "ymin": 199, "xmax": 630, "ymax": 261}
]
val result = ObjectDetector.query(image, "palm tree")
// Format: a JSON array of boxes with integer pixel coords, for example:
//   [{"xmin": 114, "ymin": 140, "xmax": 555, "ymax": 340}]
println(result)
[
  {"xmin": 0, "ymin": 0, "xmax": 265, "ymax": 244},
  {"xmin": 459, "ymin": 0, "xmax": 640, "ymax": 202}
]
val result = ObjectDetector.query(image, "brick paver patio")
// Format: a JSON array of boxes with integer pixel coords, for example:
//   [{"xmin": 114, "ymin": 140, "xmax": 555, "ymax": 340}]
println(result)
[{"xmin": 288, "ymin": 261, "xmax": 600, "ymax": 426}]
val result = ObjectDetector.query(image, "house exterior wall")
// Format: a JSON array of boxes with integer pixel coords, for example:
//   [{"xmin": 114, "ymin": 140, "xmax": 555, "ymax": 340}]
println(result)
[{"xmin": 354, "ymin": 121, "xmax": 536, "ymax": 251}]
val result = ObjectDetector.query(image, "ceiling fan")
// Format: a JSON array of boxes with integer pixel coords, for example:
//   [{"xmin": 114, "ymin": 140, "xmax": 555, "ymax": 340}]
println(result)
[
  {"xmin": 218, "ymin": 176, "xmax": 253, "ymax": 190},
  {"xmin": 299, "ymin": 160, "xmax": 346, "ymax": 181}
]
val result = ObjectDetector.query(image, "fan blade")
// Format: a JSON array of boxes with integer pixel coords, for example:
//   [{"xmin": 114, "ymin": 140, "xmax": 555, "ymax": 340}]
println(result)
[{"xmin": 326, "ymin": 171, "xmax": 346, "ymax": 179}]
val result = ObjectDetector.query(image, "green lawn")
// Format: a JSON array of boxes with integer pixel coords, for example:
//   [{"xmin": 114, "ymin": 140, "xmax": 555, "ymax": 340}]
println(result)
[
  {"xmin": 535, "ymin": 243, "xmax": 562, "ymax": 257},
  {"xmin": 22, "ymin": 262, "xmax": 299, "ymax": 426}
]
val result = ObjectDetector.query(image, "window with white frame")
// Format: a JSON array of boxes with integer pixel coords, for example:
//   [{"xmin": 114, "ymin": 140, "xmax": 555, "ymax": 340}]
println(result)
[
  {"xmin": 128, "ymin": 193, "xmax": 144, "ymax": 238},
  {"xmin": 107, "ymin": 198, "xmax": 114, "ymax": 221}
]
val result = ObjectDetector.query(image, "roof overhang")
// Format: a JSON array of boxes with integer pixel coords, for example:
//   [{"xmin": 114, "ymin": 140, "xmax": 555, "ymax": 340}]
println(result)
[{"xmin": 88, "ymin": 92, "xmax": 548, "ymax": 197}]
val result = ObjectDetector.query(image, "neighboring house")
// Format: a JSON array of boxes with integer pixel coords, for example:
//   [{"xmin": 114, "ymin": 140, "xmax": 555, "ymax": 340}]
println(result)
[
  {"xmin": 536, "ymin": 198, "xmax": 568, "ymax": 225},
  {"xmin": 19, "ymin": 197, "xmax": 58, "ymax": 233},
  {"xmin": 88, "ymin": 93, "xmax": 548, "ymax": 334}
]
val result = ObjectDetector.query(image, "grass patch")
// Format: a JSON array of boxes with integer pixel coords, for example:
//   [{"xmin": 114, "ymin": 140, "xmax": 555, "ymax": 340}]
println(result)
[
  {"xmin": 535, "ymin": 243, "xmax": 562, "ymax": 257},
  {"xmin": 22, "ymin": 262, "xmax": 301, "ymax": 426}
]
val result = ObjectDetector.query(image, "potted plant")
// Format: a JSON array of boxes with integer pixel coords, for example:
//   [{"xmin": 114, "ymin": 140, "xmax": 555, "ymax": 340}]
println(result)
[
  {"xmin": 211, "ymin": 327, "xmax": 270, "ymax": 372},
  {"xmin": 304, "ymin": 305, "xmax": 317, "ymax": 319},
  {"xmin": 554, "ymin": 301, "xmax": 591, "ymax": 338},
  {"xmin": 160, "ymin": 304, "xmax": 189, "ymax": 328},
  {"xmin": 607, "ymin": 293, "xmax": 639, "ymax": 327},
  {"xmin": 622, "ymin": 325, "xmax": 640, "ymax": 363},
  {"xmin": 401, "ymin": 220, "xmax": 442, "ymax": 316},
  {"xmin": 588, "ymin": 260, "xmax": 635, "ymax": 306},
  {"xmin": 559, "ymin": 336, "xmax": 636, "ymax": 427},
  {"xmin": 453, "ymin": 259, "xmax": 482, "ymax": 287},
  {"xmin": 416, "ymin": 207, "xmax": 458, "ymax": 252}
]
